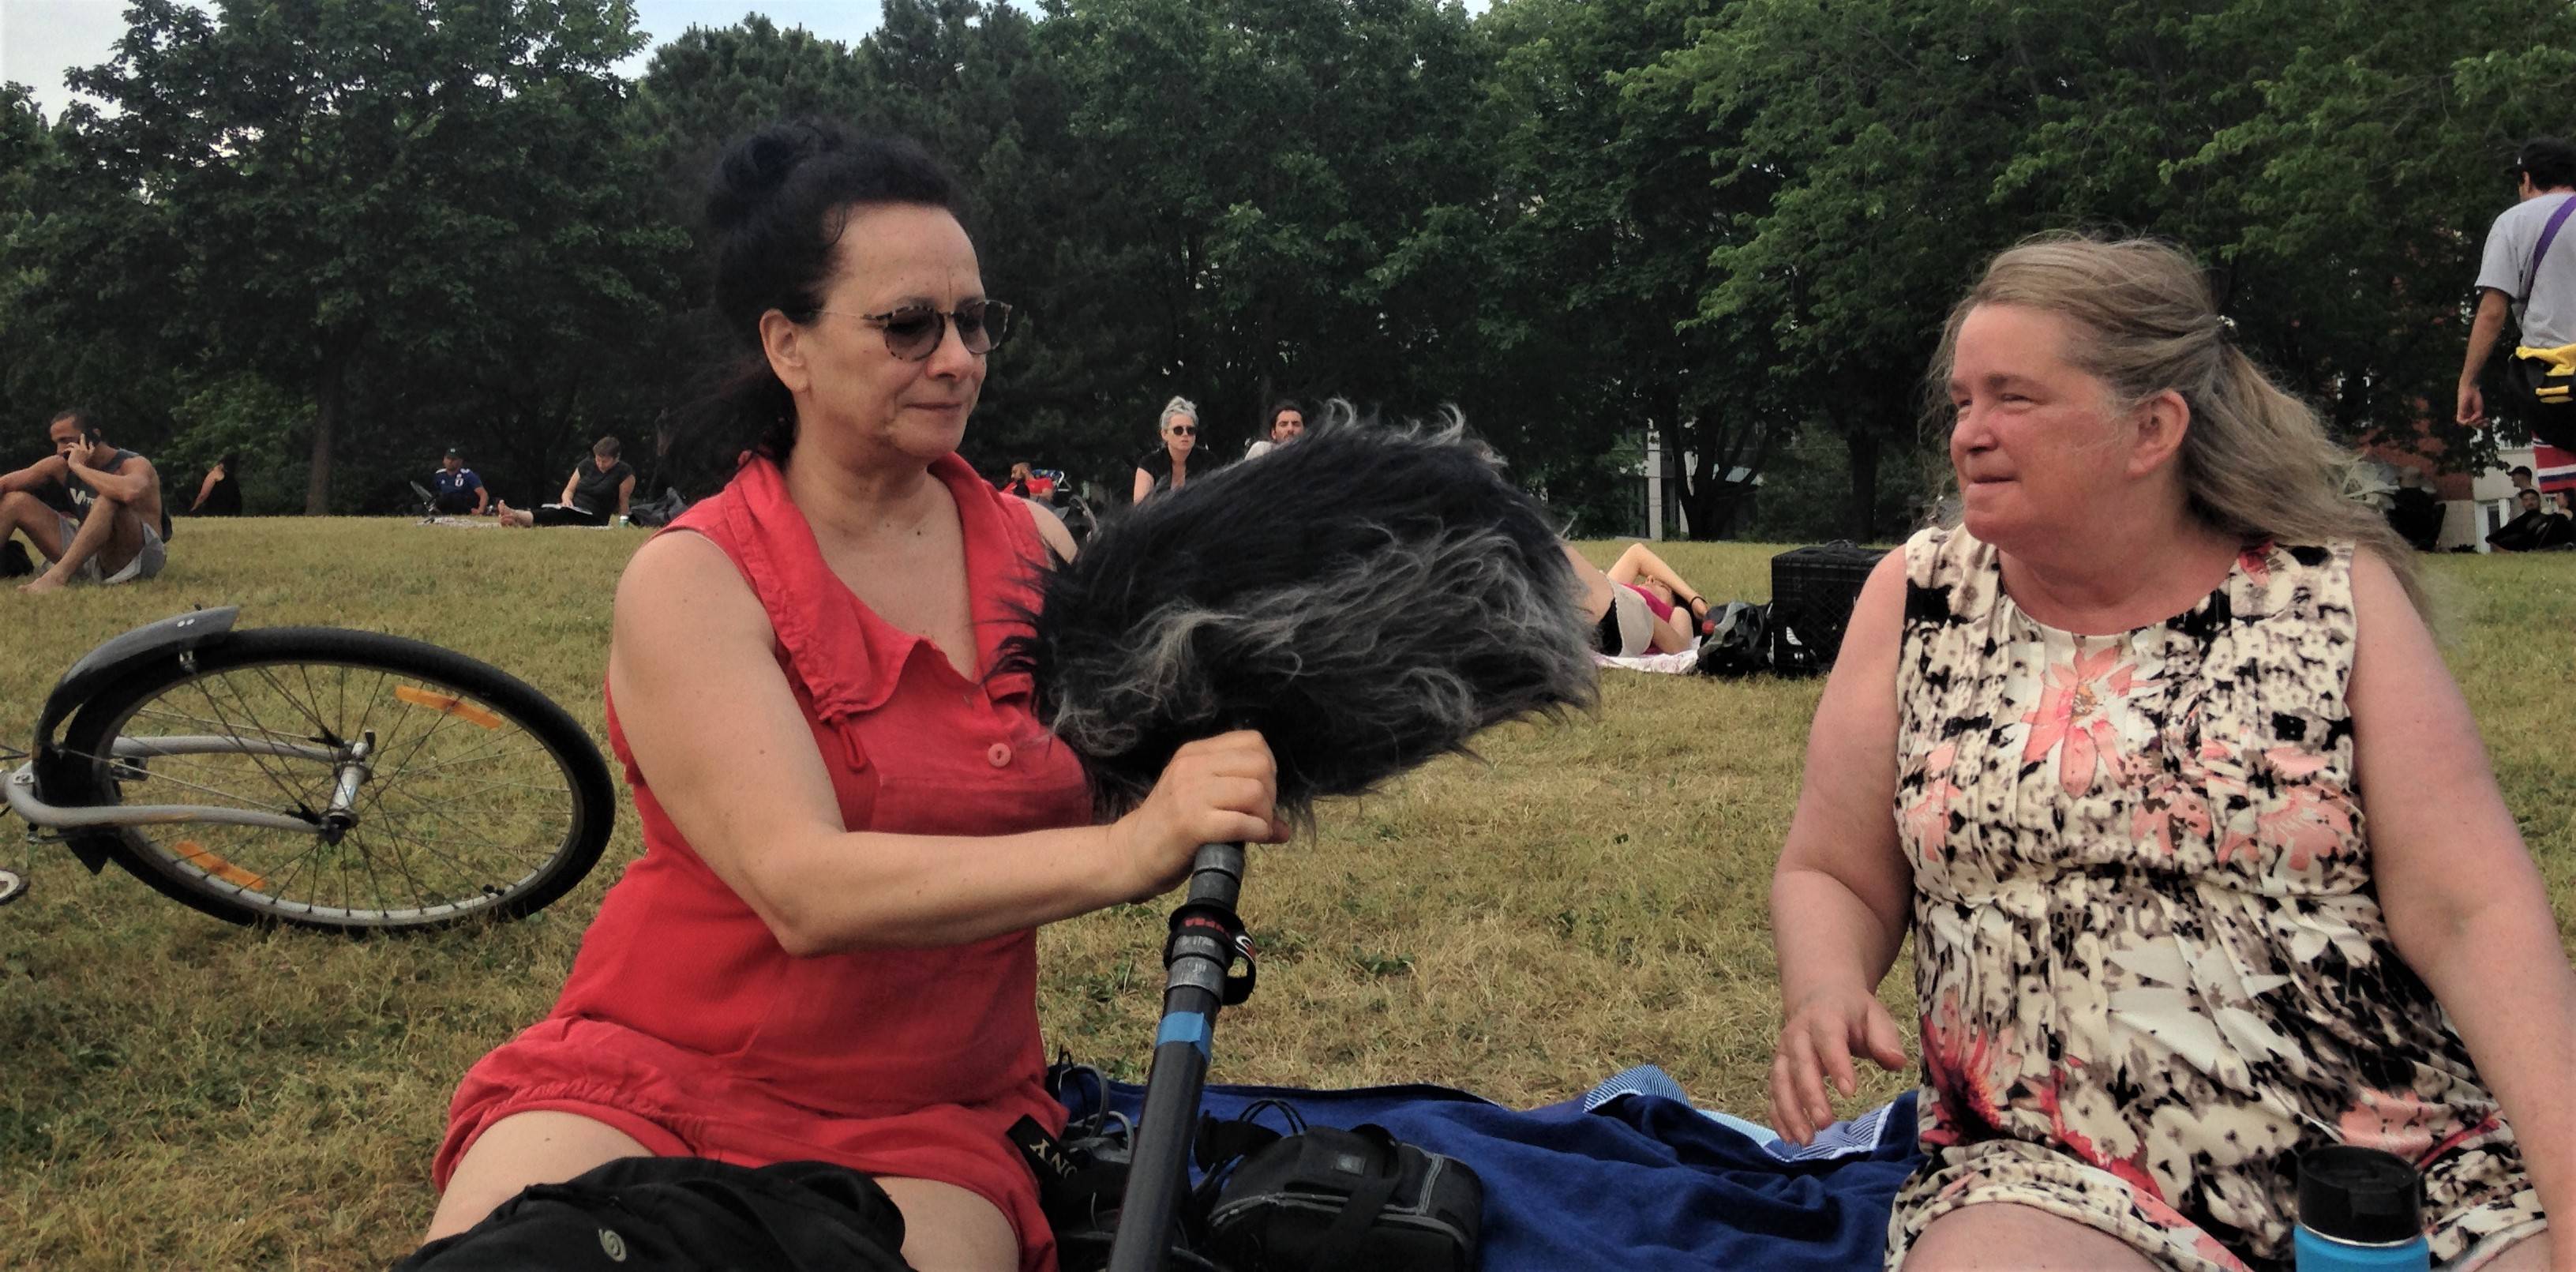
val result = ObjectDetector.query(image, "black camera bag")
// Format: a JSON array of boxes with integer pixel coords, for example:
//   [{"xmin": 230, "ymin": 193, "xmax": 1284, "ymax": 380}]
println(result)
[{"xmin": 1202, "ymin": 1123, "xmax": 1482, "ymax": 1272}]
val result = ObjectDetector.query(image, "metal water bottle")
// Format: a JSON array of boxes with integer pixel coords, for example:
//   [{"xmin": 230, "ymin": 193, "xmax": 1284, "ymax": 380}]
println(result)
[{"xmin": 2294, "ymin": 1145, "xmax": 2430, "ymax": 1271}]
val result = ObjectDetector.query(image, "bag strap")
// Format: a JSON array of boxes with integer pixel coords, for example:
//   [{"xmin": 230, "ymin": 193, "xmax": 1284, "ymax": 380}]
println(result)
[
  {"xmin": 2525, "ymin": 194, "xmax": 2576, "ymax": 300},
  {"xmin": 1309, "ymin": 1126, "xmax": 1404, "ymax": 1267}
]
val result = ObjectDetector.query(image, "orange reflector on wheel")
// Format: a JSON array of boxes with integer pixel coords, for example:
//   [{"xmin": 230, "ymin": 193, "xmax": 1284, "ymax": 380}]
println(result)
[
  {"xmin": 394, "ymin": 685, "xmax": 504, "ymax": 729},
  {"xmin": 171, "ymin": 841, "xmax": 268, "ymax": 891}
]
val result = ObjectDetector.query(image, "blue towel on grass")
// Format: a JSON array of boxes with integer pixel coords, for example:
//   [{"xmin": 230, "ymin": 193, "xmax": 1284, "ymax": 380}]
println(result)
[{"xmin": 1061, "ymin": 1068, "xmax": 1921, "ymax": 1271}]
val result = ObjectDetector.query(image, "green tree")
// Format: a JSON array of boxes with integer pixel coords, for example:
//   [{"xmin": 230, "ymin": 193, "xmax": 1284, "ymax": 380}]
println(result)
[
  {"xmin": 1044, "ymin": 0, "xmax": 1497, "ymax": 470},
  {"xmin": 54, "ymin": 0, "xmax": 677, "ymax": 512},
  {"xmin": 1653, "ymin": 0, "xmax": 2576, "ymax": 536},
  {"xmin": 1478, "ymin": 0, "xmax": 1787, "ymax": 539}
]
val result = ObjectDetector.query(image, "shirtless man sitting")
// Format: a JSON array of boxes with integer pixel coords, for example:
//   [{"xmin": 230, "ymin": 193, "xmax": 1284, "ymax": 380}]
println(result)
[{"xmin": 0, "ymin": 407, "xmax": 168, "ymax": 594}]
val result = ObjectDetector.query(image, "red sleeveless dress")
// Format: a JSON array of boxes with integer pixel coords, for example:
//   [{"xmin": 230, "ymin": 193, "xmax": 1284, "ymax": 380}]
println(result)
[{"xmin": 434, "ymin": 453, "xmax": 1091, "ymax": 1272}]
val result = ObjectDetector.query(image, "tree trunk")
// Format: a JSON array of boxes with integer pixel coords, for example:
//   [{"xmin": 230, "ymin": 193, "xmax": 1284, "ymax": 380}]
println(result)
[
  {"xmin": 305, "ymin": 348, "xmax": 351, "ymax": 516},
  {"xmin": 1845, "ymin": 427, "xmax": 1880, "ymax": 542}
]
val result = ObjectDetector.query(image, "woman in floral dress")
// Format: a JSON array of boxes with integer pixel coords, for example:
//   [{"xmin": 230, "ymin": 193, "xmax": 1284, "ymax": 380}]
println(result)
[{"xmin": 1765, "ymin": 236, "xmax": 2571, "ymax": 1271}]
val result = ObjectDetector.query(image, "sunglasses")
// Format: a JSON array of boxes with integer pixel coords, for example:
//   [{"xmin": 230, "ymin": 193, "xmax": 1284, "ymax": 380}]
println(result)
[
  {"xmin": 1167, "ymin": 425, "xmax": 1196, "ymax": 437},
  {"xmin": 820, "ymin": 299, "xmax": 1014, "ymax": 361}
]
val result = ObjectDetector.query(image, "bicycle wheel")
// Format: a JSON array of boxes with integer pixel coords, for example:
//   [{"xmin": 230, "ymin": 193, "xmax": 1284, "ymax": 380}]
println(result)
[{"xmin": 57, "ymin": 627, "xmax": 614, "ymax": 932}]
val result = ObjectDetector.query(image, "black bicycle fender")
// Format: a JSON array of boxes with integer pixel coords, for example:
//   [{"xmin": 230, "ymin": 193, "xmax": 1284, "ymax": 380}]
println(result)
[{"xmin": 34, "ymin": 607, "xmax": 241, "ymax": 747}]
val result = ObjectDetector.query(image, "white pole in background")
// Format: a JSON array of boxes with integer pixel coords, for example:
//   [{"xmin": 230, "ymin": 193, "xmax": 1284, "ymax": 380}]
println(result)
[{"xmin": 1644, "ymin": 427, "xmax": 1663, "ymax": 541}]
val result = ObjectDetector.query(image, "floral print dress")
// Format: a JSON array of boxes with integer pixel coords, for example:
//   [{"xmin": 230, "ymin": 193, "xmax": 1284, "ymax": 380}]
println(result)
[{"xmin": 1886, "ymin": 527, "xmax": 2545, "ymax": 1271}]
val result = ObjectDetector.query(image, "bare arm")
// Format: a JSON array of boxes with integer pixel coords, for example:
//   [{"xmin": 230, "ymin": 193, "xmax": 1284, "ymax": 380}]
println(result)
[
  {"xmin": 2349, "ymin": 549, "xmax": 2576, "ymax": 1240},
  {"xmin": 1131, "ymin": 467, "xmax": 1153, "ymax": 505},
  {"xmin": 68, "ymin": 453, "xmax": 156, "ymax": 505},
  {"xmin": 2458, "ymin": 289, "xmax": 2514, "ymax": 425},
  {"xmin": 607, "ymin": 531, "xmax": 1283, "ymax": 956},
  {"xmin": 1770, "ymin": 550, "xmax": 1916, "ymax": 1142},
  {"xmin": 0, "ymin": 454, "xmax": 61, "ymax": 495},
  {"xmin": 472, "ymin": 482, "xmax": 488, "ymax": 515},
  {"xmin": 561, "ymin": 469, "xmax": 581, "ymax": 507},
  {"xmin": 1024, "ymin": 497, "xmax": 1077, "ymax": 564},
  {"xmin": 615, "ymin": 475, "xmax": 634, "ymax": 519},
  {"xmin": 192, "ymin": 468, "xmax": 219, "ymax": 509}
]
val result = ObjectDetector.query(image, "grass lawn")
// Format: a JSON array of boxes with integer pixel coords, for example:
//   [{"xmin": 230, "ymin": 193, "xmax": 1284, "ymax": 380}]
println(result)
[{"xmin": 2, "ymin": 516, "xmax": 2570, "ymax": 1269}]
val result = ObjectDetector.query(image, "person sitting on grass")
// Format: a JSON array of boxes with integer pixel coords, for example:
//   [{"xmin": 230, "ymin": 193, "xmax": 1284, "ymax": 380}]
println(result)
[
  {"xmin": 0, "ymin": 407, "xmax": 168, "ymax": 594},
  {"xmin": 1562, "ymin": 541, "xmax": 1715, "ymax": 658},
  {"xmin": 1243, "ymin": 399, "xmax": 1307, "ymax": 460},
  {"xmin": 497, "ymin": 436, "xmax": 633, "ymax": 527},
  {"xmin": 421, "ymin": 122, "xmax": 1277, "ymax": 1272},
  {"xmin": 2487, "ymin": 486, "xmax": 2568, "ymax": 552},
  {"xmin": 429, "ymin": 447, "xmax": 488, "ymax": 516},
  {"xmin": 189, "ymin": 452, "xmax": 242, "ymax": 516},
  {"xmin": 1768, "ymin": 235, "xmax": 2569, "ymax": 1271},
  {"xmin": 1131, "ymin": 396, "xmax": 1200, "ymax": 504}
]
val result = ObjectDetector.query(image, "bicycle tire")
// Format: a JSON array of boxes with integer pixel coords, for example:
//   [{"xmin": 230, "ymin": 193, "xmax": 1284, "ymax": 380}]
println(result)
[{"xmin": 57, "ymin": 627, "xmax": 614, "ymax": 932}]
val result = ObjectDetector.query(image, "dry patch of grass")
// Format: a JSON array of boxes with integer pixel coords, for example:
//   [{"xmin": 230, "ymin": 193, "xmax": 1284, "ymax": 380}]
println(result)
[{"xmin": 0, "ymin": 523, "xmax": 2567, "ymax": 1269}]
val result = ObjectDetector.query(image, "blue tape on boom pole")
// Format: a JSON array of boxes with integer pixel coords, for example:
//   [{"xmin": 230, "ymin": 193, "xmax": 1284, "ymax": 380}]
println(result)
[{"xmin": 1155, "ymin": 1011, "xmax": 1212, "ymax": 1060}]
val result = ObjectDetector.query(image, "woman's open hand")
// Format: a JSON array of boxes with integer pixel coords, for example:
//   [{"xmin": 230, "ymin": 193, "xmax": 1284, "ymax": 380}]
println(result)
[
  {"xmin": 1770, "ymin": 985, "xmax": 1909, "ymax": 1145},
  {"xmin": 1107, "ymin": 731, "xmax": 1289, "ymax": 901}
]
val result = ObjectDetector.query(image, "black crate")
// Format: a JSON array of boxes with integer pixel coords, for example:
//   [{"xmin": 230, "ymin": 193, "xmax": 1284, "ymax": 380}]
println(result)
[{"xmin": 1768, "ymin": 542, "xmax": 1890, "ymax": 675}]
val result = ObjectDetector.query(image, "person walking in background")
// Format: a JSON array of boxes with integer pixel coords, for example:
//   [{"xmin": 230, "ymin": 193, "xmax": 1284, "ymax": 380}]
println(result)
[
  {"xmin": 2458, "ymin": 137, "xmax": 2576, "ymax": 450},
  {"xmin": 1131, "ymin": 396, "xmax": 1199, "ymax": 504},
  {"xmin": 497, "ymin": 437, "xmax": 634, "ymax": 527},
  {"xmin": 189, "ymin": 453, "xmax": 242, "ymax": 516},
  {"xmin": 429, "ymin": 447, "xmax": 488, "ymax": 516},
  {"xmin": 1243, "ymin": 399, "xmax": 1307, "ymax": 460}
]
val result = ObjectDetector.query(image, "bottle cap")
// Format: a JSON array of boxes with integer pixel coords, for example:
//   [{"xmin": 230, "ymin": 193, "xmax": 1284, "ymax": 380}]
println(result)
[{"xmin": 2297, "ymin": 1145, "xmax": 2424, "ymax": 1245}]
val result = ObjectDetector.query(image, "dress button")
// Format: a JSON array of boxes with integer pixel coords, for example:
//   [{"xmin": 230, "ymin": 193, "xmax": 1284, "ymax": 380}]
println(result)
[{"xmin": 988, "ymin": 741, "xmax": 1012, "ymax": 768}]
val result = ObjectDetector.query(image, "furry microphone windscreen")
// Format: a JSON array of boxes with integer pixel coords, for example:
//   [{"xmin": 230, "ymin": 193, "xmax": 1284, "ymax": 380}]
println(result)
[{"xmin": 1000, "ymin": 418, "xmax": 1598, "ymax": 824}]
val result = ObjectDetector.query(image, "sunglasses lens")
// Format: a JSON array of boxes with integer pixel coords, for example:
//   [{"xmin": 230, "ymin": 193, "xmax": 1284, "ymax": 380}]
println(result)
[
  {"xmin": 882, "ymin": 310, "xmax": 942, "ymax": 359},
  {"xmin": 1170, "ymin": 426, "xmax": 1194, "ymax": 436},
  {"xmin": 961, "ymin": 301, "xmax": 1010, "ymax": 354}
]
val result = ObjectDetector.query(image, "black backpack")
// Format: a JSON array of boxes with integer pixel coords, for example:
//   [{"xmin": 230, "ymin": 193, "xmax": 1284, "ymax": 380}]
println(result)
[{"xmin": 627, "ymin": 486, "xmax": 692, "ymax": 528}]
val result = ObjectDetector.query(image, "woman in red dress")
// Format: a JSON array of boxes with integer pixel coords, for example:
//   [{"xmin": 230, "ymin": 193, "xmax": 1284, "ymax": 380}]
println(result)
[{"xmin": 424, "ymin": 122, "xmax": 1286, "ymax": 1272}]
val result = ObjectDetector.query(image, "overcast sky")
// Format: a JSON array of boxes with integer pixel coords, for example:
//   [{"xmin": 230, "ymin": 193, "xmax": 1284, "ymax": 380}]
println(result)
[{"xmin": 2, "ymin": 1, "xmax": 891, "ymax": 119}]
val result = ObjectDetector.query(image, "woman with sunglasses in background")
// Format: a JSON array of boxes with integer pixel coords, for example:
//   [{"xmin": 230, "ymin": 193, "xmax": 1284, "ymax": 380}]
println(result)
[
  {"xmin": 1131, "ymin": 395, "xmax": 1200, "ymax": 504},
  {"xmin": 419, "ymin": 122, "xmax": 1285, "ymax": 1272}
]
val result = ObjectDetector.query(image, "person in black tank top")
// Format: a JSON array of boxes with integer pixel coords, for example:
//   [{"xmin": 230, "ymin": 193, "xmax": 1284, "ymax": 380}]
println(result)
[
  {"xmin": 191, "ymin": 454, "xmax": 244, "ymax": 516},
  {"xmin": 0, "ymin": 407, "xmax": 169, "ymax": 592},
  {"xmin": 499, "ymin": 436, "xmax": 636, "ymax": 527}
]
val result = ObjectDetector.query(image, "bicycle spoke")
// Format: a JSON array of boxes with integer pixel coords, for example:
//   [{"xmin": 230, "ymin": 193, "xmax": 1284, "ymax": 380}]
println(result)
[
  {"xmin": 249, "ymin": 661, "xmax": 339, "ymax": 743},
  {"xmin": 58, "ymin": 747, "xmax": 327, "ymax": 815},
  {"xmin": 78, "ymin": 645, "xmax": 603, "ymax": 929},
  {"xmin": 186, "ymin": 674, "xmax": 323, "ymax": 814},
  {"xmin": 371, "ymin": 779, "xmax": 557, "ymax": 857}
]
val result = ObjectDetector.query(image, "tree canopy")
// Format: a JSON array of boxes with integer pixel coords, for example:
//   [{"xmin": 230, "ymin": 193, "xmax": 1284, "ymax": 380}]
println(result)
[{"xmin": 2, "ymin": 0, "xmax": 2567, "ymax": 532}]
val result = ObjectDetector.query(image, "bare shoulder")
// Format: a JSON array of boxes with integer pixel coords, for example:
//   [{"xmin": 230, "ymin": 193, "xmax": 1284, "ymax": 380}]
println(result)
[
  {"xmin": 1022, "ymin": 497, "xmax": 1076, "ymax": 563},
  {"xmin": 2344, "ymin": 545, "xmax": 2441, "ymax": 659},
  {"xmin": 1837, "ymin": 548, "xmax": 1914, "ymax": 662},
  {"xmin": 615, "ymin": 530, "xmax": 769, "ymax": 649}
]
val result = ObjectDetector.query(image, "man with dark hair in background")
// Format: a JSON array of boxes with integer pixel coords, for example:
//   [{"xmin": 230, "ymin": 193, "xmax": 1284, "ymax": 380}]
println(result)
[
  {"xmin": 0, "ymin": 407, "xmax": 169, "ymax": 593},
  {"xmin": 430, "ymin": 446, "xmax": 489, "ymax": 515},
  {"xmin": 2459, "ymin": 137, "xmax": 2576, "ymax": 450}
]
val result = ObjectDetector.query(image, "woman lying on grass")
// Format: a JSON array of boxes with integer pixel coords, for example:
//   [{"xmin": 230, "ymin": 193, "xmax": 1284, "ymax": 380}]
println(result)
[
  {"xmin": 1565, "ymin": 541, "xmax": 1717, "ymax": 657},
  {"xmin": 1768, "ymin": 235, "xmax": 2570, "ymax": 1271}
]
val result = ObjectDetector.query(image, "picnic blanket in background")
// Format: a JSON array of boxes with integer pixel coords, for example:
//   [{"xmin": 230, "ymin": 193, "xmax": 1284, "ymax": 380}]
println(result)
[{"xmin": 1060, "ymin": 1064, "xmax": 1921, "ymax": 1271}]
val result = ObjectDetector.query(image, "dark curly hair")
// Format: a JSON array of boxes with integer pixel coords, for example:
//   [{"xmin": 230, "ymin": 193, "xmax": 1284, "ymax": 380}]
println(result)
[{"xmin": 676, "ymin": 121, "xmax": 959, "ymax": 480}]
